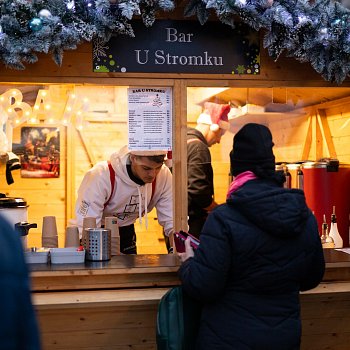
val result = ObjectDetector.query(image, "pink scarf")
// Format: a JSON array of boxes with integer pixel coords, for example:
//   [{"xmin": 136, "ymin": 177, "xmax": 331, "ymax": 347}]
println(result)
[{"xmin": 227, "ymin": 171, "xmax": 258, "ymax": 199}]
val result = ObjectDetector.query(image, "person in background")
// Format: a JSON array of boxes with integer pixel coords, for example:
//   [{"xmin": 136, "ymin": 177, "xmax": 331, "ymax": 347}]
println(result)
[
  {"xmin": 178, "ymin": 123, "xmax": 325, "ymax": 350},
  {"xmin": 0, "ymin": 214, "xmax": 41, "ymax": 350},
  {"xmin": 71, "ymin": 145, "xmax": 173, "ymax": 254},
  {"xmin": 187, "ymin": 101, "xmax": 231, "ymax": 238}
]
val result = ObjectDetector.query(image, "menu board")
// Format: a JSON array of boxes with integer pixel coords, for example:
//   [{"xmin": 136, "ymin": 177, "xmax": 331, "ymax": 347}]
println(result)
[{"xmin": 127, "ymin": 87, "xmax": 172, "ymax": 151}]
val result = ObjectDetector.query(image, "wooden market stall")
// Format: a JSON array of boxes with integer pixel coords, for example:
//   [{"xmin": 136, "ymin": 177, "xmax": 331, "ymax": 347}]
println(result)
[{"xmin": 1, "ymin": 1, "xmax": 350, "ymax": 350}]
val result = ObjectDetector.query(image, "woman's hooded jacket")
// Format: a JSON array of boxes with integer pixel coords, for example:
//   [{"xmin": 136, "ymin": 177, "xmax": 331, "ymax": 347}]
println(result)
[{"xmin": 179, "ymin": 178, "xmax": 325, "ymax": 350}]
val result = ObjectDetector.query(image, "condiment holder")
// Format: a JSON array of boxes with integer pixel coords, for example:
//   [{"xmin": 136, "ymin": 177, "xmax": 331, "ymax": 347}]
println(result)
[
  {"xmin": 50, "ymin": 247, "xmax": 85, "ymax": 264},
  {"xmin": 83, "ymin": 228, "xmax": 111, "ymax": 261}
]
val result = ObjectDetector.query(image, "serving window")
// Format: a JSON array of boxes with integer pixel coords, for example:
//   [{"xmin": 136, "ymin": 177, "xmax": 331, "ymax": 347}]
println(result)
[{"xmin": 1, "ymin": 83, "xmax": 350, "ymax": 253}]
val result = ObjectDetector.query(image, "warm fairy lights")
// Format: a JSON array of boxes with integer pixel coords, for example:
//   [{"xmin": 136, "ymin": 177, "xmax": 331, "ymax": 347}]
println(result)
[{"xmin": 0, "ymin": 88, "xmax": 89, "ymax": 153}]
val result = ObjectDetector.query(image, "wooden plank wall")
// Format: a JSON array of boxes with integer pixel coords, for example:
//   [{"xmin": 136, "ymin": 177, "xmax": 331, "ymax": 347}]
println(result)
[
  {"xmin": 38, "ymin": 305, "xmax": 158, "ymax": 350},
  {"xmin": 0, "ymin": 125, "xmax": 67, "ymax": 248},
  {"xmin": 33, "ymin": 287, "xmax": 350, "ymax": 350},
  {"xmin": 300, "ymin": 290, "xmax": 350, "ymax": 350}
]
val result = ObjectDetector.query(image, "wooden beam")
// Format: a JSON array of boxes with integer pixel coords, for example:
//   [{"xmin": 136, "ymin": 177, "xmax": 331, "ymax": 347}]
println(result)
[
  {"xmin": 173, "ymin": 80, "xmax": 188, "ymax": 232},
  {"xmin": 65, "ymin": 125, "xmax": 74, "ymax": 227},
  {"xmin": 77, "ymin": 129, "xmax": 96, "ymax": 168},
  {"xmin": 301, "ymin": 115, "xmax": 313, "ymax": 160},
  {"xmin": 315, "ymin": 112, "xmax": 323, "ymax": 160},
  {"xmin": 317, "ymin": 109, "xmax": 337, "ymax": 158}
]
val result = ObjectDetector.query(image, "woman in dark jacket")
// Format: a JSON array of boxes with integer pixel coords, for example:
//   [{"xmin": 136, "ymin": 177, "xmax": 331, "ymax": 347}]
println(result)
[{"xmin": 178, "ymin": 123, "xmax": 325, "ymax": 350}]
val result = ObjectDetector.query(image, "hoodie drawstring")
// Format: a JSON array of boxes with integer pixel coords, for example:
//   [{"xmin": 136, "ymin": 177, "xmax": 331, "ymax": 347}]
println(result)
[
  {"xmin": 144, "ymin": 185, "xmax": 148, "ymax": 229},
  {"xmin": 136, "ymin": 185, "xmax": 149, "ymax": 230},
  {"xmin": 137, "ymin": 186, "xmax": 142, "ymax": 226}
]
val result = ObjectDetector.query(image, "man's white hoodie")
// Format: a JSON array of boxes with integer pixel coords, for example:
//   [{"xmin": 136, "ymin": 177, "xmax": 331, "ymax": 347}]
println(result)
[{"xmin": 71, "ymin": 146, "xmax": 173, "ymax": 236}]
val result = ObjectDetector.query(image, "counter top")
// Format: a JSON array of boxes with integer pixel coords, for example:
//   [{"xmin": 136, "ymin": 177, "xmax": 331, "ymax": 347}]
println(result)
[
  {"xmin": 29, "ymin": 253, "xmax": 180, "ymax": 273},
  {"xmin": 29, "ymin": 253, "xmax": 181, "ymax": 291},
  {"xmin": 322, "ymin": 248, "xmax": 350, "ymax": 282},
  {"xmin": 28, "ymin": 249, "xmax": 350, "ymax": 292}
]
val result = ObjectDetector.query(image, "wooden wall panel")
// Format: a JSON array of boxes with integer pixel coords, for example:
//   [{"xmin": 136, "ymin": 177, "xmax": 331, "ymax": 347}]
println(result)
[
  {"xmin": 0, "ymin": 124, "xmax": 66, "ymax": 248},
  {"xmin": 327, "ymin": 111, "xmax": 350, "ymax": 163},
  {"xmin": 300, "ymin": 292, "xmax": 350, "ymax": 350},
  {"xmin": 37, "ymin": 305, "xmax": 158, "ymax": 350}
]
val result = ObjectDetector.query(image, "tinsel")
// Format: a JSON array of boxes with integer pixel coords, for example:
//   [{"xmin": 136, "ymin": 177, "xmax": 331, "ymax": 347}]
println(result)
[{"xmin": 1, "ymin": 0, "xmax": 350, "ymax": 84}]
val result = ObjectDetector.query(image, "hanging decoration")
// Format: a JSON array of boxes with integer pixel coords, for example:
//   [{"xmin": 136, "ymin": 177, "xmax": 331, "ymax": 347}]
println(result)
[
  {"xmin": 0, "ymin": 1, "xmax": 350, "ymax": 84},
  {"xmin": 0, "ymin": 87, "xmax": 89, "ymax": 157}
]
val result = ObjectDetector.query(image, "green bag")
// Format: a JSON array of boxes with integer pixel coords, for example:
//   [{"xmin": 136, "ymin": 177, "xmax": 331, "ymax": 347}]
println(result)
[{"xmin": 156, "ymin": 286, "xmax": 202, "ymax": 350}]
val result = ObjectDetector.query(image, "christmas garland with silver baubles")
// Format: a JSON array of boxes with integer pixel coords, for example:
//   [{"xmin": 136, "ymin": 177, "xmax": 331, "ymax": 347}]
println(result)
[{"xmin": 1, "ymin": 0, "xmax": 350, "ymax": 84}]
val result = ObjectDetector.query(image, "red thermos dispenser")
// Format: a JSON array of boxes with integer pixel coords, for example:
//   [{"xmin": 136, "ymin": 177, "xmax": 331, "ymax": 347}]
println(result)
[{"xmin": 301, "ymin": 161, "xmax": 350, "ymax": 247}]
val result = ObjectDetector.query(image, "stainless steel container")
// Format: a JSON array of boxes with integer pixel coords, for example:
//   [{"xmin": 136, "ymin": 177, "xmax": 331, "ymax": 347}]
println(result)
[
  {"xmin": 83, "ymin": 228, "xmax": 111, "ymax": 261},
  {"xmin": 0, "ymin": 195, "xmax": 28, "ymax": 227}
]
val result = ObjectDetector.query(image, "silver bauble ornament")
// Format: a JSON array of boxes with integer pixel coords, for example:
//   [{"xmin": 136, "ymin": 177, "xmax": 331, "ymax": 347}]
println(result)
[{"xmin": 38, "ymin": 9, "xmax": 52, "ymax": 18}]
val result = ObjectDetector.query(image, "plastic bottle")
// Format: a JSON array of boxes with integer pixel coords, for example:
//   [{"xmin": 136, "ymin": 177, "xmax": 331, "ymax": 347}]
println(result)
[
  {"xmin": 283, "ymin": 164, "xmax": 291, "ymax": 189},
  {"xmin": 329, "ymin": 206, "xmax": 343, "ymax": 248},
  {"xmin": 320, "ymin": 214, "xmax": 327, "ymax": 245},
  {"xmin": 321, "ymin": 214, "xmax": 335, "ymax": 249},
  {"xmin": 297, "ymin": 166, "xmax": 304, "ymax": 190}
]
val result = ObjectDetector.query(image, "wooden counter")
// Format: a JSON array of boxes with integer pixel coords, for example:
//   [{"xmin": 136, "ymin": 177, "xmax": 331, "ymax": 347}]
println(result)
[
  {"xmin": 29, "ymin": 254, "xmax": 181, "ymax": 292},
  {"xmin": 30, "ymin": 250, "xmax": 350, "ymax": 350}
]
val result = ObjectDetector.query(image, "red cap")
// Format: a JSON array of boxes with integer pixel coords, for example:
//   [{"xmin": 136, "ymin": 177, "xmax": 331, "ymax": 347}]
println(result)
[{"xmin": 197, "ymin": 102, "xmax": 230, "ymax": 131}]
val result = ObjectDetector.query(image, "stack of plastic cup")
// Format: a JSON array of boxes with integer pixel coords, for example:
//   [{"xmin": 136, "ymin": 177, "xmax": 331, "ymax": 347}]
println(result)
[
  {"xmin": 65, "ymin": 226, "xmax": 80, "ymax": 248},
  {"xmin": 105, "ymin": 217, "xmax": 120, "ymax": 256},
  {"xmin": 82, "ymin": 216, "xmax": 97, "ymax": 242},
  {"xmin": 41, "ymin": 216, "xmax": 58, "ymax": 248}
]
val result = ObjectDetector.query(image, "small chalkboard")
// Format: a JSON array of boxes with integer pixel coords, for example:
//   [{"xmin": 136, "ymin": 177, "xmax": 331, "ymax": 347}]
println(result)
[{"xmin": 93, "ymin": 20, "xmax": 260, "ymax": 75}]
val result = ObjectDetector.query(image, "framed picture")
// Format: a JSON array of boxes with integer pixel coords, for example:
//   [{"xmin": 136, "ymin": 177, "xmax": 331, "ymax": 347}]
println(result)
[{"xmin": 16, "ymin": 126, "xmax": 60, "ymax": 178}]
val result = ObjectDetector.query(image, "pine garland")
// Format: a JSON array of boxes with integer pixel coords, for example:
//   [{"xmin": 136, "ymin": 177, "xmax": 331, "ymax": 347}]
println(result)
[{"xmin": 0, "ymin": 0, "xmax": 350, "ymax": 84}]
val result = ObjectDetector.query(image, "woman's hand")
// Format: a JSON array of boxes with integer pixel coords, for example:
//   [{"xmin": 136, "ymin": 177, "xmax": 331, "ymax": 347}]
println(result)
[{"xmin": 177, "ymin": 238, "xmax": 194, "ymax": 263}]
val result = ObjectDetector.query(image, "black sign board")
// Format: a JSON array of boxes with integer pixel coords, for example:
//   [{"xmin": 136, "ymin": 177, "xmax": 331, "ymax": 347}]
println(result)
[{"xmin": 93, "ymin": 20, "xmax": 260, "ymax": 75}]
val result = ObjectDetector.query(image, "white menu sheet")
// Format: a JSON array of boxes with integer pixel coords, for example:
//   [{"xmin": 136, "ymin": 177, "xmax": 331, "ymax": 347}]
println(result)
[{"xmin": 127, "ymin": 87, "xmax": 172, "ymax": 151}]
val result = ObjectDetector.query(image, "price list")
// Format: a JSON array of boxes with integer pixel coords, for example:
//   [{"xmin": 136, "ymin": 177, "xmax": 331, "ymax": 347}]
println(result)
[{"xmin": 127, "ymin": 87, "xmax": 172, "ymax": 151}]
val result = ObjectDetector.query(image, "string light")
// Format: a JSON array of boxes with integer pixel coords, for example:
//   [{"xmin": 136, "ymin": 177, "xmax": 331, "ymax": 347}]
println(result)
[{"xmin": 0, "ymin": 88, "xmax": 89, "ymax": 129}]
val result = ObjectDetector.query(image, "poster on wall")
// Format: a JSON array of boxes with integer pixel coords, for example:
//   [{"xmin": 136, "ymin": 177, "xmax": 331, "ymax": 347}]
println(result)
[
  {"xmin": 14, "ymin": 127, "xmax": 60, "ymax": 178},
  {"xmin": 127, "ymin": 87, "xmax": 172, "ymax": 151}
]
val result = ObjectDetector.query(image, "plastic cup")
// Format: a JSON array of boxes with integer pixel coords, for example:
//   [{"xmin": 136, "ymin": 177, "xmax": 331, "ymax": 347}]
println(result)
[
  {"xmin": 42, "ymin": 216, "xmax": 58, "ymax": 237},
  {"xmin": 104, "ymin": 217, "xmax": 119, "ymax": 237},
  {"xmin": 83, "ymin": 216, "xmax": 97, "ymax": 230},
  {"xmin": 82, "ymin": 216, "xmax": 97, "ymax": 243},
  {"xmin": 65, "ymin": 226, "xmax": 80, "ymax": 248}
]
